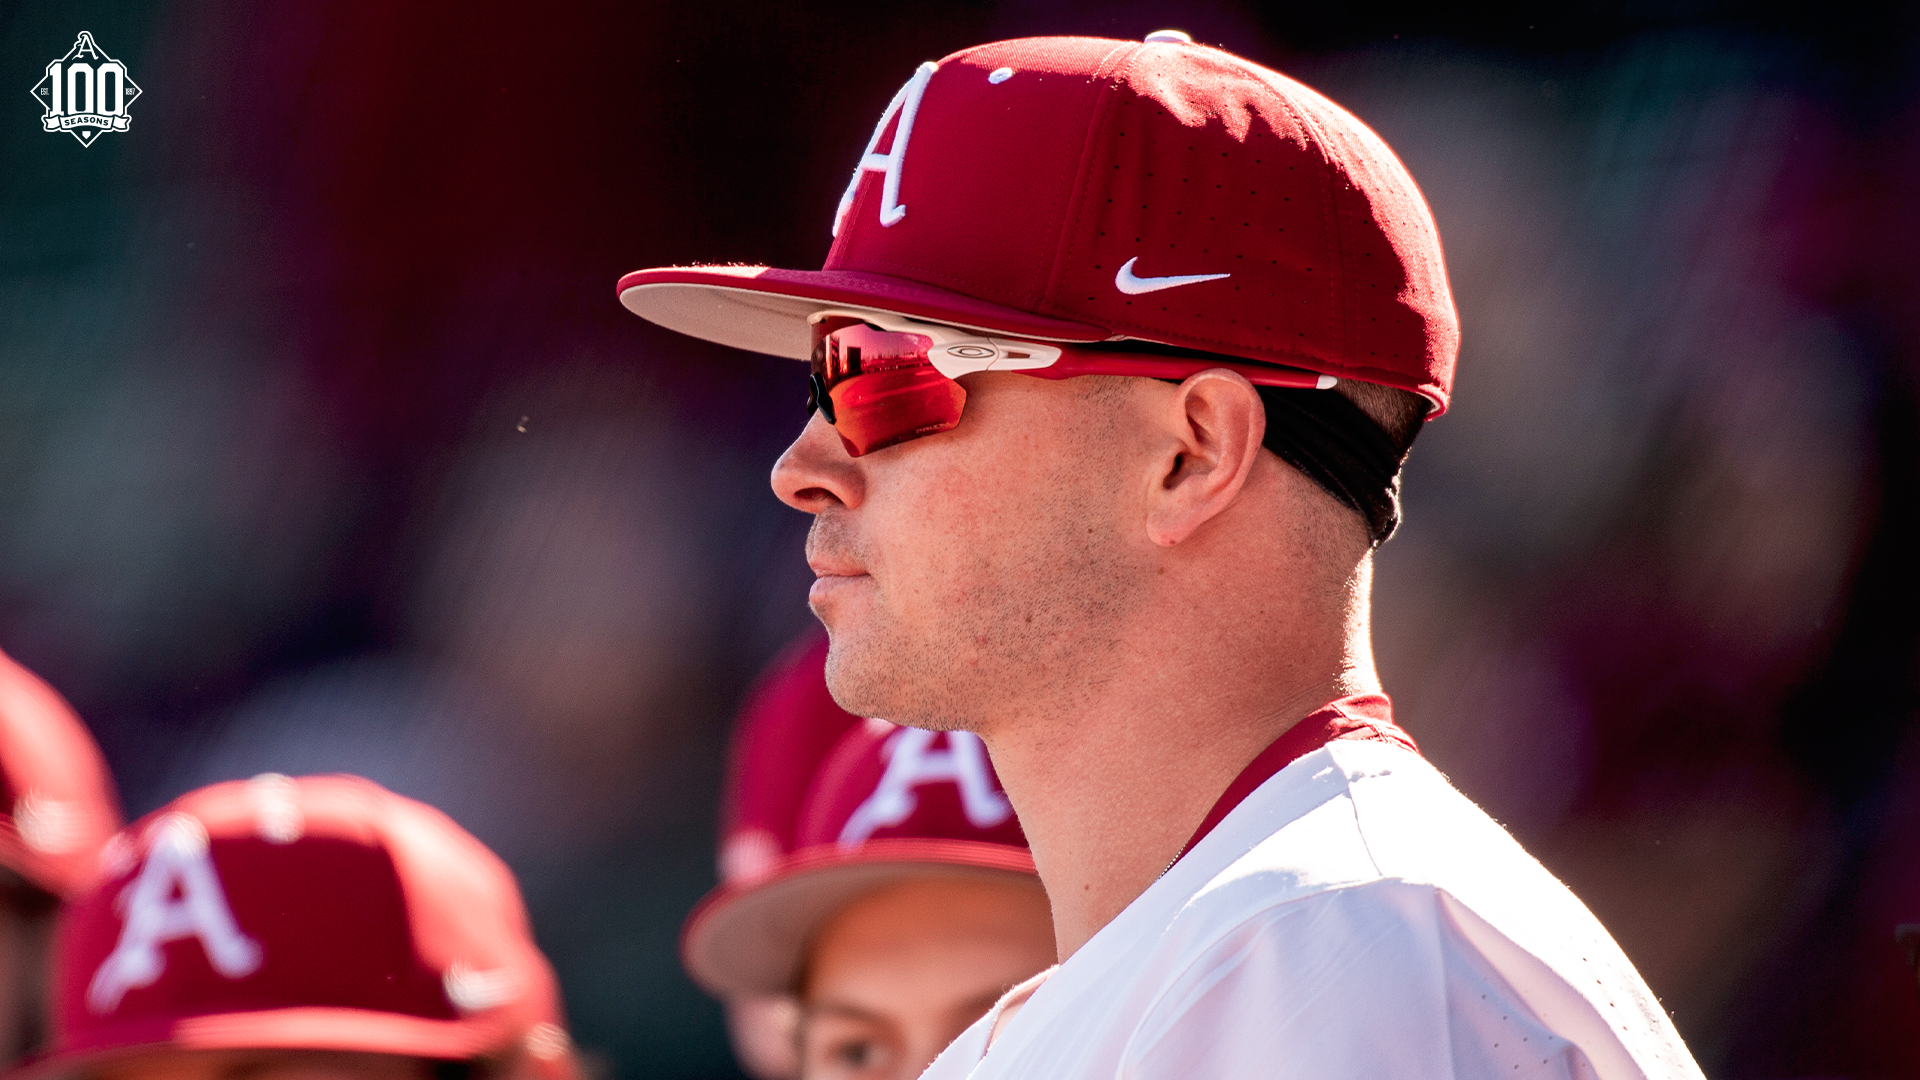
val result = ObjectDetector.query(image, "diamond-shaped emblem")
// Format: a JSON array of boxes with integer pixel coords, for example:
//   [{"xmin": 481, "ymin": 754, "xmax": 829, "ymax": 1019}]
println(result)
[{"xmin": 30, "ymin": 31, "xmax": 142, "ymax": 147}]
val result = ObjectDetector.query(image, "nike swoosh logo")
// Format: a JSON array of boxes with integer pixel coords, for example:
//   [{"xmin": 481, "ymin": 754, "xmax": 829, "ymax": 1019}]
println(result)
[{"xmin": 1114, "ymin": 257, "xmax": 1231, "ymax": 295}]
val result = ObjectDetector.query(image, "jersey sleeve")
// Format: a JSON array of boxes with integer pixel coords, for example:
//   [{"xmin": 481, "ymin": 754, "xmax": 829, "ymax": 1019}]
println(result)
[{"xmin": 1121, "ymin": 881, "xmax": 1598, "ymax": 1080}]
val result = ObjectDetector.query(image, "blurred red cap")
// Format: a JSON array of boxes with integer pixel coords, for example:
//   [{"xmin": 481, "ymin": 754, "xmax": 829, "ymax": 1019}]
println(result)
[
  {"xmin": 18, "ymin": 775, "xmax": 573, "ymax": 1080},
  {"xmin": 0, "ymin": 649, "xmax": 122, "ymax": 898},
  {"xmin": 714, "ymin": 632, "xmax": 864, "ymax": 880},
  {"xmin": 621, "ymin": 33, "xmax": 1457, "ymax": 411},
  {"xmin": 683, "ymin": 635, "xmax": 1032, "ymax": 996}
]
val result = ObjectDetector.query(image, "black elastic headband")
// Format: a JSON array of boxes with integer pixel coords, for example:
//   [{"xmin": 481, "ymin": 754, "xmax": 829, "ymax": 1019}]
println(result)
[
  {"xmin": 1255, "ymin": 384, "xmax": 1412, "ymax": 546},
  {"xmin": 1045, "ymin": 340, "xmax": 1414, "ymax": 543}
]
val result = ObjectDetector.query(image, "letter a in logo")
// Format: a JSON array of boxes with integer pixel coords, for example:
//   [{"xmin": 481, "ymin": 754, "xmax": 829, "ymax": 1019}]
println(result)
[
  {"xmin": 87, "ymin": 813, "xmax": 263, "ymax": 1013},
  {"xmin": 838, "ymin": 728, "xmax": 1013, "ymax": 845},
  {"xmin": 832, "ymin": 61, "xmax": 937, "ymax": 237}
]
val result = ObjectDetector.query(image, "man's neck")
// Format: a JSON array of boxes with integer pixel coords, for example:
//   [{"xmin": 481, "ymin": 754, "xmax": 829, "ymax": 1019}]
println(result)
[{"xmin": 979, "ymin": 631, "xmax": 1378, "ymax": 960}]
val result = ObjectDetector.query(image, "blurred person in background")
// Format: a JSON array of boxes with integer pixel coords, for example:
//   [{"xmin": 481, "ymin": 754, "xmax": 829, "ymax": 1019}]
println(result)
[
  {"xmin": 684, "ymin": 631, "xmax": 1051, "ymax": 1080},
  {"xmin": 11, "ymin": 773, "xmax": 575, "ymax": 1080},
  {"xmin": 699, "ymin": 634, "xmax": 860, "ymax": 1080},
  {"xmin": 0, "ymin": 650, "xmax": 122, "ymax": 1065}
]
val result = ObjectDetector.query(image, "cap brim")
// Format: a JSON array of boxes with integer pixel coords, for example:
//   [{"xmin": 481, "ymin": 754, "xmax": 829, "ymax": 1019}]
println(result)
[
  {"xmin": 680, "ymin": 839, "xmax": 1037, "ymax": 997},
  {"xmin": 9, "ymin": 1009, "xmax": 523, "ymax": 1080},
  {"xmin": 617, "ymin": 266, "xmax": 1110, "ymax": 360}
]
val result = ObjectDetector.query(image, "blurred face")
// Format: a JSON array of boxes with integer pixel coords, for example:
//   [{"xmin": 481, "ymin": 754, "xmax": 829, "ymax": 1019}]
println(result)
[
  {"xmin": 797, "ymin": 875, "xmax": 1054, "ymax": 1080},
  {"xmin": 772, "ymin": 372, "xmax": 1155, "ymax": 729},
  {"xmin": 91, "ymin": 1050, "xmax": 436, "ymax": 1080}
]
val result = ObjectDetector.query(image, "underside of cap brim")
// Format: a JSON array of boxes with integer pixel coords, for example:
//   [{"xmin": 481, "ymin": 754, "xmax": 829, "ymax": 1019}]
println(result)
[
  {"xmin": 616, "ymin": 265, "xmax": 1110, "ymax": 360},
  {"xmin": 9, "ymin": 1008, "xmax": 516, "ymax": 1080},
  {"xmin": 680, "ymin": 841, "xmax": 1038, "ymax": 998}
]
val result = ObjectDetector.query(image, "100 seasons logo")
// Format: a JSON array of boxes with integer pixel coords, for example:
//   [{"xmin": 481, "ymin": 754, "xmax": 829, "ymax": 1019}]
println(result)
[{"xmin": 31, "ymin": 32, "xmax": 142, "ymax": 147}]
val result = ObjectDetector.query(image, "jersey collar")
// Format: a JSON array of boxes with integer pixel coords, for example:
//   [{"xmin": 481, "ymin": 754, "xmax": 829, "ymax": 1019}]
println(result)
[{"xmin": 1172, "ymin": 694, "xmax": 1419, "ymax": 869}]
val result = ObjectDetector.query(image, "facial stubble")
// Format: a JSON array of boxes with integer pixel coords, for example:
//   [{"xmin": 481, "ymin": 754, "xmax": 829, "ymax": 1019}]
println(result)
[{"xmin": 815, "ymin": 384, "xmax": 1150, "ymax": 734}]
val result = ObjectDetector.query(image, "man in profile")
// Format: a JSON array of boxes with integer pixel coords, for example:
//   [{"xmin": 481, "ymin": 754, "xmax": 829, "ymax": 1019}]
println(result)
[{"xmin": 620, "ymin": 31, "xmax": 1701, "ymax": 1080}]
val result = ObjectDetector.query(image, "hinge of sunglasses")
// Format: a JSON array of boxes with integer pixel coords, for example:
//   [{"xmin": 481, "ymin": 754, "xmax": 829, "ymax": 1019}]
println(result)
[{"xmin": 808, "ymin": 307, "xmax": 1066, "ymax": 378}]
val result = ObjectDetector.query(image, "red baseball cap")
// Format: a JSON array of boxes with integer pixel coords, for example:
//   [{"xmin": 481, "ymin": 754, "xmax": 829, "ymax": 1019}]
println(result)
[
  {"xmin": 16, "ymin": 774, "xmax": 573, "ymax": 1080},
  {"xmin": 620, "ymin": 33, "xmax": 1457, "ymax": 411},
  {"xmin": 683, "ymin": 638, "xmax": 1033, "ymax": 996},
  {"xmin": 0, "ymin": 649, "xmax": 123, "ymax": 898},
  {"xmin": 713, "ymin": 632, "xmax": 865, "ymax": 886}
]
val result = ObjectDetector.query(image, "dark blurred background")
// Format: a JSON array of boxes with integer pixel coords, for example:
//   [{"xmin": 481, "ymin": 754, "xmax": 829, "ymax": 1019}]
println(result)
[{"xmin": 3, "ymin": 1, "xmax": 1918, "ymax": 1076}]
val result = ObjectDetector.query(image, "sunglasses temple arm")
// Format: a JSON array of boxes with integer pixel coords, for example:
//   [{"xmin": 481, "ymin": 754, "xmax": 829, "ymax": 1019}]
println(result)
[{"xmin": 1024, "ymin": 352, "xmax": 1335, "ymax": 390}]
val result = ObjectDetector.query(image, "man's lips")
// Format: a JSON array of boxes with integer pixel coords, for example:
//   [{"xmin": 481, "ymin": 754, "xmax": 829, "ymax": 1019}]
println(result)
[
  {"xmin": 807, "ymin": 567, "xmax": 870, "ymax": 607},
  {"xmin": 806, "ymin": 556, "xmax": 866, "ymax": 578}
]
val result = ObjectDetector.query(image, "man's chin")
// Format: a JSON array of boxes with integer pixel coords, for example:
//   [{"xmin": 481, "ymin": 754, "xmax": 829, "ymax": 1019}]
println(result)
[
  {"xmin": 820, "ymin": 628, "xmax": 976, "ymax": 733},
  {"xmin": 817, "ymin": 623, "xmax": 913, "ymax": 719},
  {"xmin": 817, "ymin": 625, "xmax": 884, "ymax": 717}
]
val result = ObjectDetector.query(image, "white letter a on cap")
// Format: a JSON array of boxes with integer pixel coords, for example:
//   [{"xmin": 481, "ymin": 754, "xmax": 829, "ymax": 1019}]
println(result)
[
  {"xmin": 839, "ymin": 728, "xmax": 1013, "ymax": 845},
  {"xmin": 832, "ymin": 61, "xmax": 936, "ymax": 237},
  {"xmin": 87, "ymin": 813, "xmax": 263, "ymax": 1014}
]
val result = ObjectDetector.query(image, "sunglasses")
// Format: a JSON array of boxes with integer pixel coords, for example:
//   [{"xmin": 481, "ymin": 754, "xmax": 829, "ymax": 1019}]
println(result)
[{"xmin": 807, "ymin": 311, "xmax": 1337, "ymax": 456}]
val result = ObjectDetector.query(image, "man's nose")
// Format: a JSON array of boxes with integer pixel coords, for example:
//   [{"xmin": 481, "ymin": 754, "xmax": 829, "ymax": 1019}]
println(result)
[{"xmin": 772, "ymin": 412, "xmax": 864, "ymax": 513}]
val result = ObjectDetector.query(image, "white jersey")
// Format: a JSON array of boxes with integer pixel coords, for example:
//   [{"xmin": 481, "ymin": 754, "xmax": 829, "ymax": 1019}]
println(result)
[{"xmin": 920, "ymin": 740, "xmax": 1702, "ymax": 1080}]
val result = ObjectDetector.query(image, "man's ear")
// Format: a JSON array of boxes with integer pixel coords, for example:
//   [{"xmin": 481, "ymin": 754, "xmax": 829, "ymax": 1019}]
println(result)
[{"xmin": 1144, "ymin": 369, "xmax": 1266, "ymax": 547}]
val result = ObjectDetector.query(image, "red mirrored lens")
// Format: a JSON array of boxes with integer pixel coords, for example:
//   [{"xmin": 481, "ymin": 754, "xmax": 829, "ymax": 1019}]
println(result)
[
  {"xmin": 811, "ymin": 321, "xmax": 968, "ymax": 456},
  {"xmin": 829, "ymin": 367, "xmax": 967, "ymax": 456}
]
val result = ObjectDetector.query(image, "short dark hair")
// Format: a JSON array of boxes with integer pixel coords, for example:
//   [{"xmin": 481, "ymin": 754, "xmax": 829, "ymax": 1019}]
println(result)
[{"xmin": 1335, "ymin": 380, "xmax": 1431, "ymax": 455}]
